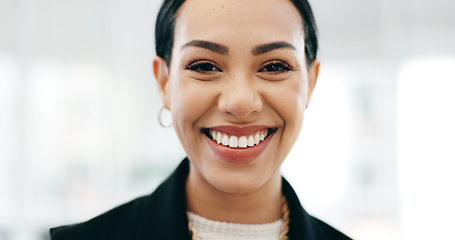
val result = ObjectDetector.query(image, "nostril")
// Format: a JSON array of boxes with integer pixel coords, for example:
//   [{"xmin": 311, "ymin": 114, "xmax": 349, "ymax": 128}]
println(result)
[{"xmin": 218, "ymin": 92, "xmax": 263, "ymax": 119}]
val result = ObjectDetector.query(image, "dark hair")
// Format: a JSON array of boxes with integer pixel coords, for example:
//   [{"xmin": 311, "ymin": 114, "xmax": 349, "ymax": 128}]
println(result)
[{"xmin": 155, "ymin": 0, "xmax": 318, "ymax": 68}]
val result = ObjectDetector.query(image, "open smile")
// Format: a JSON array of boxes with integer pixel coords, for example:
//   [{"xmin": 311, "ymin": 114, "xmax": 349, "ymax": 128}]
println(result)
[
  {"xmin": 201, "ymin": 127, "xmax": 277, "ymax": 149},
  {"xmin": 201, "ymin": 126, "xmax": 277, "ymax": 162}
]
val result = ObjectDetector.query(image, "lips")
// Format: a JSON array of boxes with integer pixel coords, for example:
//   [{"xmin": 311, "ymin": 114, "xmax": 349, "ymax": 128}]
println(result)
[
  {"xmin": 201, "ymin": 125, "xmax": 276, "ymax": 162},
  {"xmin": 203, "ymin": 129, "xmax": 272, "ymax": 148}
]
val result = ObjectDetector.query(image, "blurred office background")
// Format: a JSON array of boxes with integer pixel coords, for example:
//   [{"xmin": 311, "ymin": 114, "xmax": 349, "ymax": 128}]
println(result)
[{"xmin": 1, "ymin": 0, "xmax": 454, "ymax": 239}]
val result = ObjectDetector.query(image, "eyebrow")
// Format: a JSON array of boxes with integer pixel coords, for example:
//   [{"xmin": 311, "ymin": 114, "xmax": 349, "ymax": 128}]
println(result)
[
  {"xmin": 180, "ymin": 40, "xmax": 296, "ymax": 56},
  {"xmin": 181, "ymin": 40, "xmax": 229, "ymax": 55},
  {"xmin": 252, "ymin": 41, "xmax": 296, "ymax": 55}
]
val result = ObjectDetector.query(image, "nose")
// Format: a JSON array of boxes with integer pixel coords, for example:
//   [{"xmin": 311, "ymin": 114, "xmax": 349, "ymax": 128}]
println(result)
[{"xmin": 218, "ymin": 74, "xmax": 263, "ymax": 119}]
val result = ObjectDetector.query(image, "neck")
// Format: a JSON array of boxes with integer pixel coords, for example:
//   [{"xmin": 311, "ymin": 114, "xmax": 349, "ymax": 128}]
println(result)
[{"xmin": 185, "ymin": 164, "xmax": 283, "ymax": 224}]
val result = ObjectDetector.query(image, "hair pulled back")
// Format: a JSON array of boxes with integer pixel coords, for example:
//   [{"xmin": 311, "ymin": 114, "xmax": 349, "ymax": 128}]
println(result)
[{"xmin": 155, "ymin": 0, "xmax": 318, "ymax": 68}]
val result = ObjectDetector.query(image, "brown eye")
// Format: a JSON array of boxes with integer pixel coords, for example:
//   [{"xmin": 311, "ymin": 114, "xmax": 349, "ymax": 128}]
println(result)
[
  {"xmin": 259, "ymin": 60, "xmax": 292, "ymax": 74},
  {"xmin": 186, "ymin": 61, "xmax": 221, "ymax": 73}
]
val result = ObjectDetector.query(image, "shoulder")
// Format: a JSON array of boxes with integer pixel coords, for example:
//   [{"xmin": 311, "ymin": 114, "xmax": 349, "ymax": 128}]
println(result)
[
  {"xmin": 50, "ymin": 159, "xmax": 191, "ymax": 240},
  {"xmin": 50, "ymin": 195, "xmax": 149, "ymax": 240},
  {"xmin": 281, "ymin": 177, "xmax": 352, "ymax": 239},
  {"xmin": 306, "ymin": 215, "xmax": 353, "ymax": 240}
]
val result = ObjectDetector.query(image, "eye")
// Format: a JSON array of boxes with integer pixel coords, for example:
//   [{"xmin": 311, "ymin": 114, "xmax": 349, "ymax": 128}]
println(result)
[
  {"xmin": 186, "ymin": 60, "xmax": 221, "ymax": 73},
  {"xmin": 258, "ymin": 60, "xmax": 292, "ymax": 74}
]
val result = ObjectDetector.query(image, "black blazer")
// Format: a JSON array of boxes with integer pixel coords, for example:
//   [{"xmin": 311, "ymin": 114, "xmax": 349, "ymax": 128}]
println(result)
[{"xmin": 50, "ymin": 158, "xmax": 352, "ymax": 239}]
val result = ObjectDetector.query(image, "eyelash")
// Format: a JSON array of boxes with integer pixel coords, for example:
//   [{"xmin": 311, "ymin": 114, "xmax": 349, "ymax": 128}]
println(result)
[
  {"xmin": 185, "ymin": 60, "xmax": 221, "ymax": 73},
  {"xmin": 185, "ymin": 60, "xmax": 293, "ymax": 74},
  {"xmin": 259, "ymin": 60, "xmax": 293, "ymax": 74}
]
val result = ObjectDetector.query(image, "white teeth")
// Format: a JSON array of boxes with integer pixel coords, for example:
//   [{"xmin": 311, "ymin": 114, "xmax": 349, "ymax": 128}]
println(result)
[
  {"xmin": 239, "ymin": 136, "xmax": 248, "ymax": 148},
  {"xmin": 216, "ymin": 132, "xmax": 222, "ymax": 144},
  {"xmin": 208, "ymin": 129, "xmax": 271, "ymax": 149},
  {"xmin": 222, "ymin": 134, "xmax": 229, "ymax": 146},
  {"xmin": 229, "ymin": 136, "xmax": 239, "ymax": 148},
  {"xmin": 247, "ymin": 135, "xmax": 254, "ymax": 147},
  {"xmin": 254, "ymin": 133, "xmax": 260, "ymax": 145}
]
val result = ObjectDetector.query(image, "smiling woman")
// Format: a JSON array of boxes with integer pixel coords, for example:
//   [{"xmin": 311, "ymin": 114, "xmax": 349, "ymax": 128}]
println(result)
[{"xmin": 49, "ymin": 0, "xmax": 351, "ymax": 239}]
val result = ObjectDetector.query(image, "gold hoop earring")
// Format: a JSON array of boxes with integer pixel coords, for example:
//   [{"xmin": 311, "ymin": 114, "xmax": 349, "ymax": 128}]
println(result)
[{"xmin": 158, "ymin": 106, "xmax": 172, "ymax": 128}]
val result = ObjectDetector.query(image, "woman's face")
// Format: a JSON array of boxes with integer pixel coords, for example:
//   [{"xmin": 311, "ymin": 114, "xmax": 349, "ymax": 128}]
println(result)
[{"xmin": 154, "ymin": 0, "xmax": 319, "ymax": 194}]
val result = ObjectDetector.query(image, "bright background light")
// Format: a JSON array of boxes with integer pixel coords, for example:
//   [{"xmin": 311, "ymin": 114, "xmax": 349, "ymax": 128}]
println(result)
[
  {"xmin": 1, "ymin": 0, "xmax": 454, "ymax": 239},
  {"xmin": 397, "ymin": 58, "xmax": 455, "ymax": 240}
]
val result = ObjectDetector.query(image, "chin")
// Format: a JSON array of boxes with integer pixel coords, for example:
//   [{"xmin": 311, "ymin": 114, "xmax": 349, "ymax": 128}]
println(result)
[
  {"xmin": 200, "ymin": 162, "xmax": 281, "ymax": 195},
  {"xmin": 208, "ymin": 176, "xmax": 269, "ymax": 194},
  {"xmin": 185, "ymin": 127, "xmax": 286, "ymax": 195}
]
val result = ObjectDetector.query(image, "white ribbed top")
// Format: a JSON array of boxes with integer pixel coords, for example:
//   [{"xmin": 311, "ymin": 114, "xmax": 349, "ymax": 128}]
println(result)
[{"xmin": 187, "ymin": 212, "xmax": 283, "ymax": 240}]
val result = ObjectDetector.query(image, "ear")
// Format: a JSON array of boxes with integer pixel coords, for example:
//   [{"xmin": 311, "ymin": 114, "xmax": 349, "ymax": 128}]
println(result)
[
  {"xmin": 153, "ymin": 56, "xmax": 171, "ymax": 109},
  {"xmin": 306, "ymin": 59, "xmax": 320, "ymax": 108}
]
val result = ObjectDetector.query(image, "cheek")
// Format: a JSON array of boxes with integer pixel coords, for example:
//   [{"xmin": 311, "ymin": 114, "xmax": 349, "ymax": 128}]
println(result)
[
  {"xmin": 168, "ymin": 77, "xmax": 216, "ymax": 130},
  {"xmin": 263, "ymin": 79, "xmax": 307, "ymax": 125}
]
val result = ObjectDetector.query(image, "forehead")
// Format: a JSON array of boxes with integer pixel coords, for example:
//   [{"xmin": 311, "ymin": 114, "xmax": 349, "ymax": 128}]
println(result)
[{"xmin": 174, "ymin": 0, "xmax": 304, "ymax": 51}]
